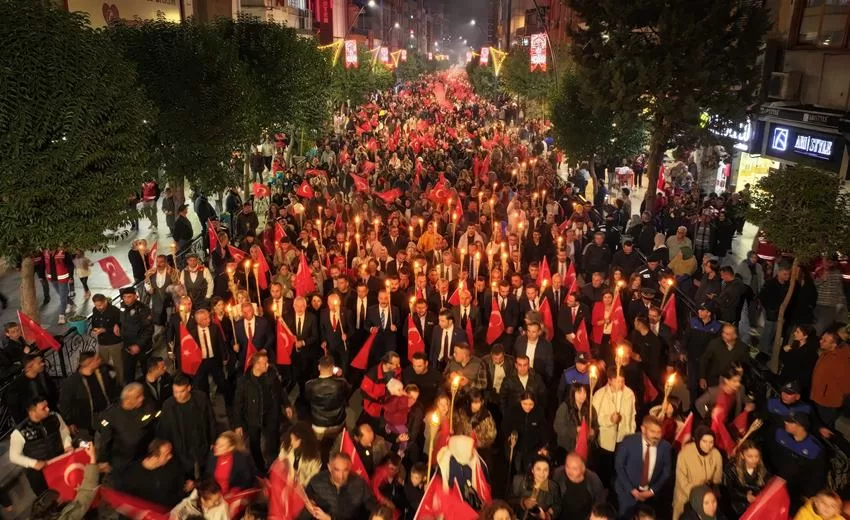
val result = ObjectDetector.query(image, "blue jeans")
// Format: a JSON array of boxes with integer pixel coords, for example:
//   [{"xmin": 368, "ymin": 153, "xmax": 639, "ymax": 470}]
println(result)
[{"xmin": 51, "ymin": 281, "xmax": 70, "ymax": 316}]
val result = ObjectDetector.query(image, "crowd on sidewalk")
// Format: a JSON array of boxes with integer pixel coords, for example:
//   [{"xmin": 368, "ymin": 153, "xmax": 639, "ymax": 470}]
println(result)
[{"xmin": 2, "ymin": 70, "xmax": 850, "ymax": 520}]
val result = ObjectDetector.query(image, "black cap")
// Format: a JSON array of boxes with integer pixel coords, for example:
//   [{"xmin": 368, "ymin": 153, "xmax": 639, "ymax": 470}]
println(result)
[
  {"xmin": 781, "ymin": 381, "xmax": 801, "ymax": 395},
  {"xmin": 640, "ymin": 288, "xmax": 656, "ymax": 299},
  {"xmin": 698, "ymin": 302, "xmax": 714, "ymax": 314},
  {"xmin": 784, "ymin": 411, "xmax": 810, "ymax": 429},
  {"xmin": 119, "ymin": 286, "xmax": 137, "ymax": 296},
  {"xmin": 575, "ymin": 352, "xmax": 591, "ymax": 364}
]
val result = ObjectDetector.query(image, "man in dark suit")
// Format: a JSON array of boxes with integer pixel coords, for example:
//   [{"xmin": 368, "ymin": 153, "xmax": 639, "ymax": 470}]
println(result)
[
  {"xmin": 365, "ymin": 289, "xmax": 400, "ymax": 367},
  {"xmin": 482, "ymin": 345, "xmax": 515, "ymax": 411},
  {"xmin": 614, "ymin": 415, "xmax": 673, "ymax": 519},
  {"xmin": 425, "ymin": 237, "xmax": 448, "ymax": 267},
  {"xmin": 320, "ymin": 292, "xmax": 353, "ymax": 374},
  {"xmin": 285, "ymin": 296, "xmax": 320, "ymax": 391},
  {"xmin": 513, "ymin": 320, "xmax": 554, "ymax": 380},
  {"xmin": 235, "ymin": 301, "xmax": 275, "ymax": 368},
  {"xmin": 407, "ymin": 272, "xmax": 432, "ymax": 302},
  {"xmin": 408, "ymin": 299, "xmax": 437, "ymax": 354},
  {"xmin": 647, "ymin": 306, "xmax": 674, "ymax": 354},
  {"xmin": 385, "ymin": 249, "xmax": 409, "ymax": 276},
  {"xmin": 517, "ymin": 284, "xmax": 543, "ymax": 323},
  {"xmin": 382, "ymin": 225, "xmax": 409, "ymax": 258},
  {"xmin": 262, "ymin": 282, "xmax": 288, "ymax": 326},
  {"xmin": 427, "ymin": 279, "xmax": 453, "ymax": 315},
  {"xmin": 558, "ymin": 292, "xmax": 590, "ymax": 359},
  {"xmin": 495, "ymin": 280, "xmax": 520, "ymax": 349},
  {"xmin": 451, "ymin": 289, "xmax": 481, "ymax": 350},
  {"xmin": 429, "ymin": 309, "xmax": 467, "ymax": 371},
  {"xmin": 187, "ymin": 309, "xmax": 227, "ymax": 397},
  {"xmin": 628, "ymin": 288, "xmax": 656, "ymax": 325}
]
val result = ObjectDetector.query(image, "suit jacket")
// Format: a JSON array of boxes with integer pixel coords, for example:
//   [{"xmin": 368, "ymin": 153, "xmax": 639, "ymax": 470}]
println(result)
[
  {"xmin": 348, "ymin": 296, "xmax": 377, "ymax": 332},
  {"xmin": 234, "ymin": 317, "xmax": 276, "ymax": 365},
  {"xmin": 434, "ymin": 262, "xmax": 460, "ymax": 282},
  {"xmin": 482, "ymin": 354, "xmax": 516, "ymax": 400},
  {"xmin": 408, "ymin": 312, "xmax": 437, "ymax": 349},
  {"xmin": 542, "ymin": 287, "xmax": 567, "ymax": 328},
  {"xmin": 517, "ymin": 296, "xmax": 544, "ymax": 321},
  {"xmin": 319, "ymin": 308, "xmax": 353, "ymax": 355},
  {"xmin": 407, "ymin": 284, "xmax": 432, "ymax": 302},
  {"xmin": 188, "ymin": 323, "xmax": 226, "ymax": 366},
  {"xmin": 494, "ymin": 294, "xmax": 520, "ymax": 331},
  {"xmin": 425, "ymin": 249, "xmax": 448, "ymax": 268},
  {"xmin": 262, "ymin": 296, "xmax": 289, "ymax": 325},
  {"xmin": 359, "ymin": 276, "xmax": 382, "ymax": 297},
  {"xmin": 628, "ymin": 299, "xmax": 654, "ymax": 323},
  {"xmin": 451, "ymin": 306, "xmax": 481, "ymax": 337},
  {"xmin": 513, "ymin": 337, "xmax": 555, "ymax": 379},
  {"xmin": 557, "ymin": 303, "xmax": 590, "ymax": 341},
  {"xmin": 285, "ymin": 312, "xmax": 320, "ymax": 350},
  {"xmin": 614, "ymin": 433, "xmax": 673, "ymax": 498},
  {"xmin": 429, "ymin": 326, "xmax": 468, "ymax": 366},
  {"xmin": 382, "ymin": 236, "xmax": 409, "ymax": 258},
  {"xmin": 426, "ymin": 291, "xmax": 454, "ymax": 315}
]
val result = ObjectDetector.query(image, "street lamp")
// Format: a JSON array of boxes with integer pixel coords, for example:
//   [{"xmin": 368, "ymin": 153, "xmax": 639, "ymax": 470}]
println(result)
[
  {"xmin": 470, "ymin": 19, "xmax": 476, "ymax": 25},
  {"xmin": 347, "ymin": 0, "xmax": 378, "ymax": 37},
  {"xmin": 394, "ymin": 22, "xmax": 400, "ymax": 28},
  {"xmin": 367, "ymin": 0, "xmax": 376, "ymax": 6}
]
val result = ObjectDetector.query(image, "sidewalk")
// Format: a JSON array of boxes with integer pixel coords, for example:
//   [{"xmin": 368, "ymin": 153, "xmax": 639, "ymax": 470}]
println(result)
[{"xmin": 0, "ymin": 203, "xmax": 203, "ymax": 327}]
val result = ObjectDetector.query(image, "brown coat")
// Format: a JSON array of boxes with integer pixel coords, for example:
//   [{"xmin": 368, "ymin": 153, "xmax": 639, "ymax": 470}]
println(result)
[
  {"xmin": 673, "ymin": 442, "xmax": 722, "ymax": 520},
  {"xmin": 810, "ymin": 347, "xmax": 850, "ymax": 408}
]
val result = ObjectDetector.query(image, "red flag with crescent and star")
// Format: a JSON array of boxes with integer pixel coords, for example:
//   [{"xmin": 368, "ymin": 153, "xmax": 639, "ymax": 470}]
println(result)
[
  {"xmin": 97, "ymin": 256, "xmax": 132, "ymax": 289},
  {"xmin": 228, "ymin": 245, "xmax": 248, "ymax": 264},
  {"xmin": 486, "ymin": 297, "xmax": 505, "ymax": 345},
  {"xmin": 663, "ymin": 293, "xmax": 678, "ymax": 334},
  {"xmin": 251, "ymin": 247, "xmax": 270, "ymax": 290},
  {"xmin": 244, "ymin": 339, "xmax": 258, "ymax": 374},
  {"xmin": 611, "ymin": 293, "xmax": 628, "ymax": 343},
  {"xmin": 426, "ymin": 177, "xmax": 450, "ymax": 205},
  {"xmin": 574, "ymin": 319, "xmax": 591, "ymax": 354},
  {"xmin": 276, "ymin": 318, "xmax": 296, "ymax": 366},
  {"xmin": 351, "ymin": 330, "xmax": 378, "ymax": 370},
  {"xmin": 252, "ymin": 183, "xmax": 270, "ymax": 198},
  {"xmin": 350, "ymin": 173, "xmax": 370, "ymax": 193},
  {"xmin": 414, "ymin": 477, "xmax": 478, "ymax": 520},
  {"xmin": 539, "ymin": 298, "xmax": 554, "ymax": 341},
  {"xmin": 268, "ymin": 459, "xmax": 306, "ymax": 519},
  {"xmin": 376, "ymin": 188, "xmax": 402, "ymax": 204},
  {"xmin": 294, "ymin": 253, "xmax": 315, "ymax": 297},
  {"xmin": 341, "ymin": 428, "xmax": 371, "ymax": 484},
  {"xmin": 208, "ymin": 220, "xmax": 219, "ymax": 254},
  {"xmin": 274, "ymin": 222, "xmax": 286, "ymax": 244},
  {"xmin": 178, "ymin": 322, "xmax": 202, "ymax": 376},
  {"xmin": 42, "ymin": 448, "xmax": 93, "ymax": 503},
  {"xmin": 407, "ymin": 314, "xmax": 425, "ymax": 362},
  {"xmin": 537, "ymin": 256, "xmax": 552, "ymax": 288},
  {"xmin": 296, "ymin": 180, "xmax": 314, "ymax": 199},
  {"xmin": 740, "ymin": 477, "xmax": 790, "ymax": 520},
  {"xmin": 674, "ymin": 412, "xmax": 694, "ymax": 450},
  {"xmin": 566, "ymin": 260, "xmax": 578, "ymax": 295},
  {"xmin": 18, "ymin": 310, "xmax": 60, "ymax": 351},
  {"xmin": 100, "ymin": 487, "xmax": 168, "ymax": 519}
]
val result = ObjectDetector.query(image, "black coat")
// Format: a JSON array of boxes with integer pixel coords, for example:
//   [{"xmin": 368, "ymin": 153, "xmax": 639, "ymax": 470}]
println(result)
[
  {"xmin": 157, "ymin": 391, "xmax": 217, "ymax": 474},
  {"xmin": 59, "ymin": 366, "xmax": 120, "ymax": 432},
  {"xmin": 304, "ymin": 376, "xmax": 350, "ymax": 428},
  {"xmin": 233, "ymin": 370, "xmax": 288, "ymax": 431},
  {"xmin": 502, "ymin": 402, "xmax": 549, "ymax": 474}
]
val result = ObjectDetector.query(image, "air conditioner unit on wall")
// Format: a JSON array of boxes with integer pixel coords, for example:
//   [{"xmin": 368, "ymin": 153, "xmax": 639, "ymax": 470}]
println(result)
[{"xmin": 768, "ymin": 71, "xmax": 802, "ymax": 100}]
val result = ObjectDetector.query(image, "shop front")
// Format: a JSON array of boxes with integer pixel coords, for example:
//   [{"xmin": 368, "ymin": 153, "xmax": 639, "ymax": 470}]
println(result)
[{"xmin": 65, "ymin": 0, "xmax": 183, "ymax": 28}]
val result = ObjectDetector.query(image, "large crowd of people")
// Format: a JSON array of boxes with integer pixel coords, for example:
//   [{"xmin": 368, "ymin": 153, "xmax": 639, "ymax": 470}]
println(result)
[{"xmin": 2, "ymin": 70, "xmax": 850, "ymax": 520}]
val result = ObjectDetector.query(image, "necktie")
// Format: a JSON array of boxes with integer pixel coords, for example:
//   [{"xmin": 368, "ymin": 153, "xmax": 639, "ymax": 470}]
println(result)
[
  {"xmin": 641, "ymin": 443, "xmax": 651, "ymax": 487},
  {"xmin": 380, "ymin": 308, "xmax": 386, "ymax": 329},
  {"xmin": 555, "ymin": 290, "xmax": 560, "ymax": 304},
  {"xmin": 572, "ymin": 307, "xmax": 577, "ymax": 320},
  {"xmin": 247, "ymin": 321, "xmax": 253, "ymax": 341},
  {"xmin": 297, "ymin": 316, "xmax": 303, "ymax": 336},
  {"xmin": 204, "ymin": 328, "xmax": 211, "ymax": 358},
  {"xmin": 359, "ymin": 300, "xmax": 366, "ymax": 328},
  {"xmin": 442, "ymin": 330, "xmax": 449, "ymax": 360},
  {"xmin": 501, "ymin": 297, "xmax": 506, "ymax": 311},
  {"xmin": 531, "ymin": 299, "xmax": 537, "ymax": 311},
  {"xmin": 332, "ymin": 313, "xmax": 337, "ymax": 330}
]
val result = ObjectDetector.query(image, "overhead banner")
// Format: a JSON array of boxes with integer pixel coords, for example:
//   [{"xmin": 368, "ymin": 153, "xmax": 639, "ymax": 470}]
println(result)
[
  {"xmin": 379, "ymin": 46, "xmax": 390, "ymax": 64},
  {"xmin": 401, "ymin": 49, "xmax": 408, "ymax": 62},
  {"xmin": 344, "ymin": 40, "xmax": 358, "ymax": 68},
  {"xmin": 480, "ymin": 46, "xmax": 490, "ymax": 66},
  {"xmin": 428, "ymin": 52, "xmax": 433, "ymax": 61},
  {"xmin": 466, "ymin": 50, "xmax": 473, "ymax": 63},
  {"xmin": 529, "ymin": 33, "xmax": 548, "ymax": 72}
]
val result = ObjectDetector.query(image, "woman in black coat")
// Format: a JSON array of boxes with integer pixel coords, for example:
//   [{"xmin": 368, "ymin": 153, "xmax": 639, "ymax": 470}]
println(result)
[
  {"xmin": 712, "ymin": 212, "xmax": 735, "ymax": 258},
  {"xmin": 723, "ymin": 441, "xmax": 771, "ymax": 519},
  {"xmin": 502, "ymin": 392, "xmax": 549, "ymax": 476},
  {"xmin": 778, "ymin": 324, "xmax": 819, "ymax": 397}
]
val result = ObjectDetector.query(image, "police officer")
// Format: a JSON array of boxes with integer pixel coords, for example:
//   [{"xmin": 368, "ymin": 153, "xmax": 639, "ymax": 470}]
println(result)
[
  {"xmin": 636, "ymin": 252, "xmax": 663, "ymax": 293},
  {"xmin": 764, "ymin": 381, "xmax": 813, "ymax": 432},
  {"xmin": 770, "ymin": 412, "xmax": 827, "ymax": 507},
  {"xmin": 557, "ymin": 352, "xmax": 592, "ymax": 402},
  {"xmin": 119, "ymin": 286, "xmax": 154, "ymax": 384},
  {"xmin": 8, "ymin": 395, "xmax": 72, "ymax": 499},
  {"xmin": 95, "ymin": 382, "xmax": 157, "ymax": 475}
]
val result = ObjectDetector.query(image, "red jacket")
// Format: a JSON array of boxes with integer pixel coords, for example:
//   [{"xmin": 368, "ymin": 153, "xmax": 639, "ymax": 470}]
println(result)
[
  {"xmin": 360, "ymin": 364, "xmax": 401, "ymax": 418},
  {"xmin": 44, "ymin": 250, "xmax": 70, "ymax": 283}
]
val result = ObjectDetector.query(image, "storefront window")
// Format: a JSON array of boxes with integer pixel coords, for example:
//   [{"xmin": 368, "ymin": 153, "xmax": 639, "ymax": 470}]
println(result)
[{"xmin": 797, "ymin": 0, "xmax": 850, "ymax": 46}]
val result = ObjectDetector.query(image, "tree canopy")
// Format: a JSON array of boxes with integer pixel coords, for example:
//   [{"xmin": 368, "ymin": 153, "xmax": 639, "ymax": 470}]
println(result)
[
  {"xmin": 567, "ymin": 0, "xmax": 769, "ymax": 206},
  {"xmin": 327, "ymin": 44, "xmax": 394, "ymax": 109},
  {"xmin": 465, "ymin": 57, "xmax": 503, "ymax": 101}
]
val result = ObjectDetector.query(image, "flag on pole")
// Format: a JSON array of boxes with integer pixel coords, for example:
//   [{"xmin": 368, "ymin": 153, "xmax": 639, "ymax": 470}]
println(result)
[
  {"xmin": 407, "ymin": 314, "xmax": 426, "ymax": 362},
  {"xmin": 274, "ymin": 222, "xmax": 286, "ymax": 244},
  {"xmin": 227, "ymin": 245, "xmax": 248, "ymax": 264},
  {"xmin": 207, "ymin": 220, "xmax": 219, "ymax": 254},
  {"xmin": 97, "ymin": 256, "xmax": 132, "ymax": 289},
  {"xmin": 178, "ymin": 322, "xmax": 202, "ymax": 376},
  {"xmin": 350, "ymin": 330, "xmax": 378, "ymax": 370},
  {"xmin": 486, "ymin": 297, "xmax": 505, "ymax": 345},
  {"xmin": 611, "ymin": 293, "xmax": 629, "ymax": 343},
  {"xmin": 295, "ymin": 180, "xmax": 314, "ymax": 199},
  {"xmin": 341, "ymin": 429, "xmax": 371, "ymax": 484},
  {"xmin": 537, "ymin": 257, "xmax": 552, "ymax": 288},
  {"xmin": 674, "ymin": 412, "xmax": 694, "ymax": 450},
  {"xmin": 276, "ymin": 318, "xmax": 296, "ymax": 366},
  {"xmin": 574, "ymin": 319, "xmax": 591, "ymax": 353},
  {"xmin": 268, "ymin": 459, "xmax": 306, "ymax": 519},
  {"xmin": 663, "ymin": 293, "xmax": 678, "ymax": 334},
  {"xmin": 100, "ymin": 487, "xmax": 169, "ymax": 520},
  {"xmin": 294, "ymin": 253, "xmax": 316, "ymax": 297},
  {"xmin": 244, "ymin": 339, "xmax": 257, "ymax": 374},
  {"xmin": 17, "ymin": 310, "xmax": 60, "ymax": 351},
  {"xmin": 414, "ymin": 477, "xmax": 478, "ymax": 520},
  {"xmin": 575, "ymin": 420, "xmax": 589, "ymax": 460},
  {"xmin": 565, "ymin": 261, "xmax": 577, "ymax": 295},
  {"xmin": 740, "ymin": 477, "xmax": 790, "ymax": 520},
  {"xmin": 539, "ymin": 298, "xmax": 554, "ymax": 341},
  {"xmin": 42, "ymin": 448, "xmax": 91, "ymax": 502}
]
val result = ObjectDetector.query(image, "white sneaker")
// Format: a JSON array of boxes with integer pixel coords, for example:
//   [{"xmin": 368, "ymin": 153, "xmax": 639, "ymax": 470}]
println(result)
[
  {"xmin": 58, "ymin": 315, "xmax": 66, "ymax": 325},
  {"xmin": 65, "ymin": 304, "xmax": 74, "ymax": 314}
]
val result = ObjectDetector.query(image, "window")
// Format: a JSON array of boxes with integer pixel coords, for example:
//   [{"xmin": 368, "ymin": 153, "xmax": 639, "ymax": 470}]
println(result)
[{"xmin": 797, "ymin": 0, "xmax": 850, "ymax": 47}]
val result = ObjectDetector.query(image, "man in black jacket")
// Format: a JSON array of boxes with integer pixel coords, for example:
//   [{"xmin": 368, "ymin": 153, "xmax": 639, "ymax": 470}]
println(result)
[
  {"xmin": 137, "ymin": 356, "xmax": 173, "ymax": 410},
  {"xmin": 59, "ymin": 351, "xmax": 120, "ymax": 439},
  {"xmin": 188, "ymin": 309, "xmax": 227, "ymax": 397},
  {"xmin": 715, "ymin": 267, "xmax": 752, "ymax": 325},
  {"xmin": 305, "ymin": 355, "xmax": 350, "ymax": 443},
  {"xmin": 300, "ymin": 453, "xmax": 378, "ymax": 520},
  {"xmin": 610, "ymin": 240, "xmax": 643, "ymax": 279},
  {"xmin": 499, "ymin": 355, "xmax": 547, "ymax": 411},
  {"xmin": 91, "ymin": 294, "xmax": 125, "ymax": 384},
  {"xmin": 7, "ymin": 354, "xmax": 58, "ymax": 422},
  {"xmin": 116, "ymin": 439, "xmax": 187, "ymax": 509},
  {"xmin": 119, "ymin": 287, "xmax": 155, "ymax": 384},
  {"xmin": 96, "ymin": 382, "xmax": 157, "ymax": 474},
  {"xmin": 172, "ymin": 204, "xmax": 194, "ymax": 255},
  {"xmin": 320, "ymin": 293, "xmax": 352, "ymax": 375},
  {"xmin": 157, "ymin": 373, "xmax": 217, "ymax": 480},
  {"xmin": 233, "ymin": 350, "xmax": 292, "ymax": 471}
]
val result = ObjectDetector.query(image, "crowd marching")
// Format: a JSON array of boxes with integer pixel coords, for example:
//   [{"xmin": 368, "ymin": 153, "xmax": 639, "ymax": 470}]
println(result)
[{"xmin": 3, "ymin": 69, "xmax": 850, "ymax": 520}]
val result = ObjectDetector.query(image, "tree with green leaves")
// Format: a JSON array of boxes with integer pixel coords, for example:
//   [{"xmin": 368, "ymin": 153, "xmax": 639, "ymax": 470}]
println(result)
[
  {"xmin": 395, "ymin": 52, "xmax": 427, "ymax": 84},
  {"xmin": 748, "ymin": 167, "xmax": 850, "ymax": 371},
  {"xmin": 501, "ymin": 44, "xmax": 558, "ymax": 116},
  {"xmin": 0, "ymin": 0, "xmax": 153, "ymax": 320},
  {"xmin": 327, "ymin": 44, "xmax": 394, "ymax": 109},
  {"xmin": 465, "ymin": 57, "xmax": 503, "ymax": 101},
  {"xmin": 567, "ymin": 0, "xmax": 769, "ymax": 208},
  {"xmin": 108, "ymin": 20, "xmax": 252, "ymax": 198},
  {"xmin": 549, "ymin": 70, "xmax": 646, "ymax": 191}
]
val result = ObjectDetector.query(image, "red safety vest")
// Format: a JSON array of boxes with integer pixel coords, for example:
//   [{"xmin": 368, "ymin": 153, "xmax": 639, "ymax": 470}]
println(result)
[{"xmin": 44, "ymin": 250, "xmax": 70, "ymax": 283}]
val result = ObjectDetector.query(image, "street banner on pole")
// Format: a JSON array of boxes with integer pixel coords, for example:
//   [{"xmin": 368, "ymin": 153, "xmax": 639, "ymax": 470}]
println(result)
[
  {"xmin": 480, "ymin": 46, "xmax": 490, "ymax": 66},
  {"xmin": 344, "ymin": 40, "xmax": 358, "ymax": 68},
  {"xmin": 530, "ymin": 33, "xmax": 547, "ymax": 72}
]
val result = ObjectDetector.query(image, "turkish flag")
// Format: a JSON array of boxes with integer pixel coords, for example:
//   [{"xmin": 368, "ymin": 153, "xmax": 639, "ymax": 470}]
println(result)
[
  {"xmin": 252, "ymin": 183, "xmax": 270, "ymax": 198},
  {"xmin": 454, "ymin": 196, "xmax": 464, "ymax": 221},
  {"xmin": 574, "ymin": 319, "xmax": 591, "ymax": 354},
  {"xmin": 42, "ymin": 448, "xmax": 90, "ymax": 502},
  {"xmin": 224, "ymin": 488, "xmax": 262, "ymax": 519},
  {"xmin": 711, "ymin": 405, "xmax": 736, "ymax": 456},
  {"xmin": 294, "ymin": 253, "xmax": 315, "ymax": 297},
  {"xmin": 268, "ymin": 459, "xmax": 306, "ymax": 519},
  {"xmin": 207, "ymin": 220, "xmax": 219, "ymax": 254},
  {"xmin": 306, "ymin": 168, "xmax": 328, "ymax": 178},
  {"xmin": 178, "ymin": 322, "xmax": 202, "ymax": 376},
  {"xmin": 276, "ymin": 318, "xmax": 296, "ymax": 366},
  {"xmin": 375, "ymin": 188, "xmax": 401, "ymax": 204},
  {"xmin": 465, "ymin": 314, "xmax": 474, "ymax": 347},
  {"xmin": 732, "ymin": 410, "xmax": 750, "ymax": 436},
  {"xmin": 426, "ymin": 179, "xmax": 450, "ymax": 205},
  {"xmin": 536, "ymin": 256, "xmax": 552, "ymax": 288},
  {"xmin": 227, "ymin": 245, "xmax": 248, "ymax": 264},
  {"xmin": 565, "ymin": 261, "xmax": 577, "ymax": 295},
  {"xmin": 663, "ymin": 293, "xmax": 678, "ymax": 334},
  {"xmin": 351, "ymin": 330, "xmax": 378, "ymax": 370},
  {"xmin": 350, "ymin": 173, "xmax": 370, "ymax": 193},
  {"xmin": 274, "ymin": 222, "xmax": 286, "ymax": 244},
  {"xmin": 643, "ymin": 373, "xmax": 659, "ymax": 404},
  {"xmin": 361, "ymin": 161, "xmax": 376, "ymax": 176},
  {"xmin": 97, "ymin": 256, "xmax": 131, "ymax": 289},
  {"xmin": 295, "ymin": 180, "xmax": 314, "ymax": 199},
  {"xmin": 244, "ymin": 339, "xmax": 257, "ymax": 373},
  {"xmin": 486, "ymin": 297, "xmax": 505, "ymax": 345},
  {"xmin": 740, "ymin": 477, "xmax": 790, "ymax": 520},
  {"xmin": 251, "ymin": 248, "xmax": 270, "ymax": 290},
  {"xmin": 334, "ymin": 212, "xmax": 344, "ymax": 233},
  {"xmin": 539, "ymin": 298, "xmax": 554, "ymax": 341},
  {"xmin": 341, "ymin": 429, "xmax": 371, "ymax": 484},
  {"xmin": 17, "ymin": 310, "xmax": 60, "ymax": 351},
  {"xmin": 674, "ymin": 412, "xmax": 694, "ymax": 450},
  {"xmin": 407, "ymin": 314, "xmax": 426, "ymax": 362},
  {"xmin": 448, "ymin": 286, "xmax": 461, "ymax": 306},
  {"xmin": 611, "ymin": 293, "xmax": 629, "ymax": 343},
  {"xmin": 148, "ymin": 241, "xmax": 158, "ymax": 267},
  {"xmin": 575, "ymin": 420, "xmax": 589, "ymax": 460},
  {"xmin": 99, "ymin": 487, "xmax": 169, "ymax": 520},
  {"xmin": 414, "ymin": 477, "xmax": 478, "ymax": 520}
]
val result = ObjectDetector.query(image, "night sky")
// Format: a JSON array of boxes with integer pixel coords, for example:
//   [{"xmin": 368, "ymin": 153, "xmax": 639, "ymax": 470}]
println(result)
[{"xmin": 438, "ymin": 0, "xmax": 488, "ymax": 48}]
